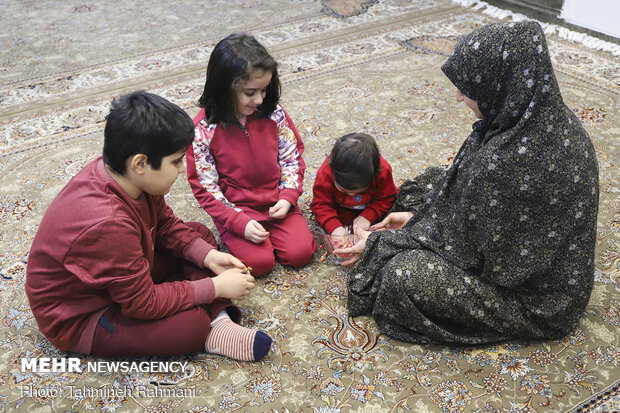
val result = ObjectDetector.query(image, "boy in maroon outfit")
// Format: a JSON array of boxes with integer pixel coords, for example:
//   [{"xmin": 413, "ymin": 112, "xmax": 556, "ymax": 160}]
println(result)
[
  {"xmin": 311, "ymin": 133, "xmax": 398, "ymax": 236},
  {"xmin": 26, "ymin": 91, "xmax": 271, "ymax": 361}
]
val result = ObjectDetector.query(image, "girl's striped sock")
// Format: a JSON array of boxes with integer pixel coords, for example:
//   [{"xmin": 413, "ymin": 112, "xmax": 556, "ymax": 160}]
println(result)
[{"xmin": 204, "ymin": 311, "xmax": 272, "ymax": 361}]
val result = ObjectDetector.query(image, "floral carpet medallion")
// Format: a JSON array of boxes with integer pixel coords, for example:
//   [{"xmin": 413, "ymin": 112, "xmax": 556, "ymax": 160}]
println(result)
[{"xmin": 0, "ymin": 0, "xmax": 618, "ymax": 411}]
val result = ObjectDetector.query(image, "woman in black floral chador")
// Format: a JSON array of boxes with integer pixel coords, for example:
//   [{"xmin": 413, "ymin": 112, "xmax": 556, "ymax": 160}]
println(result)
[{"xmin": 334, "ymin": 21, "xmax": 599, "ymax": 344}]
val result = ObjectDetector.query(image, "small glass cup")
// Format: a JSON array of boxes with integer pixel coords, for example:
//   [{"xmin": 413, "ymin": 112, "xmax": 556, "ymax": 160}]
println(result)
[{"xmin": 326, "ymin": 233, "xmax": 359, "ymax": 264}]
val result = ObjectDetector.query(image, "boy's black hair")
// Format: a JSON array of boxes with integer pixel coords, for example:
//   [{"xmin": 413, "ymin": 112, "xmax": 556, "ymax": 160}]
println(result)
[
  {"xmin": 329, "ymin": 133, "xmax": 381, "ymax": 191},
  {"xmin": 198, "ymin": 33, "xmax": 280, "ymax": 127},
  {"xmin": 103, "ymin": 91, "xmax": 194, "ymax": 175}
]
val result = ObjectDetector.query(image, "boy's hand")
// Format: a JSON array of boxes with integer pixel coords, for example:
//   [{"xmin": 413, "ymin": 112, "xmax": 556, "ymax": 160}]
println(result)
[
  {"xmin": 331, "ymin": 226, "xmax": 350, "ymax": 236},
  {"xmin": 204, "ymin": 249, "xmax": 245, "ymax": 275},
  {"xmin": 244, "ymin": 220, "xmax": 269, "ymax": 243},
  {"xmin": 212, "ymin": 268, "xmax": 256, "ymax": 300},
  {"xmin": 352, "ymin": 216, "xmax": 371, "ymax": 234},
  {"xmin": 370, "ymin": 212, "xmax": 414, "ymax": 231},
  {"xmin": 268, "ymin": 199, "xmax": 292, "ymax": 219}
]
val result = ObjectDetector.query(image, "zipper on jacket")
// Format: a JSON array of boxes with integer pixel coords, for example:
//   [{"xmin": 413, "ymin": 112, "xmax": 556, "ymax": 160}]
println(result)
[{"xmin": 242, "ymin": 126, "xmax": 259, "ymax": 187}]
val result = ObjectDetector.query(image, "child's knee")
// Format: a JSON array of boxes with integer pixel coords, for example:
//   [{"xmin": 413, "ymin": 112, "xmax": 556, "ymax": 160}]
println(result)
[
  {"xmin": 244, "ymin": 253, "xmax": 276, "ymax": 277},
  {"xmin": 278, "ymin": 242, "xmax": 316, "ymax": 268}
]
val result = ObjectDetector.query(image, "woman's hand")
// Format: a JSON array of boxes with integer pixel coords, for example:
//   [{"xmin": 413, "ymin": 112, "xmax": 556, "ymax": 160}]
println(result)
[
  {"xmin": 370, "ymin": 212, "xmax": 413, "ymax": 231},
  {"xmin": 244, "ymin": 220, "xmax": 270, "ymax": 243},
  {"xmin": 212, "ymin": 268, "xmax": 256, "ymax": 300},
  {"xmin": 333, "ymin": 229, "xmax": 371, "ymax": 266},
  {"xmin": 204, "ymin": 249, "xmax": 245, "ymax": 275},
  {"xmin": 269, "ymin": 199, "xmax": 292, "ymax": 219}
]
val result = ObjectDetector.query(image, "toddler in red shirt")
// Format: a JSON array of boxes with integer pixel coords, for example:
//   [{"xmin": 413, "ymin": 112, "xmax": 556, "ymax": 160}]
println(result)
[{"xmin": 311, "ymin": 133, "xmax": 398, "ymax": 237}]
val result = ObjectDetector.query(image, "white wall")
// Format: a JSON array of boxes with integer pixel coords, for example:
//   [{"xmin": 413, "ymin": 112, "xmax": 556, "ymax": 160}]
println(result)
[{"xmin": 561, "ymin": 0, "xmax": 620, "ymax": 38}]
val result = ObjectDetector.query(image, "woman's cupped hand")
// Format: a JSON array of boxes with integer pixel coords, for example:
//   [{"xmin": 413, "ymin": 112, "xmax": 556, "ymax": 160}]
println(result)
[{"xmin": 333, "ymin": 212, "xmax": 414, "ymax": 266}]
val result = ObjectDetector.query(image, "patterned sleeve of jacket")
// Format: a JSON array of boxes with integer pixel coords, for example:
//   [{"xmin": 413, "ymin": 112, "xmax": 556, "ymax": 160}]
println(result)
[
  {"xmin": 186, "ymin": 120, "xmax": 251, "ymax": 236},
  {"xmin": 271, "ymin": 105, "xmax": 306, "ymax": 207}
]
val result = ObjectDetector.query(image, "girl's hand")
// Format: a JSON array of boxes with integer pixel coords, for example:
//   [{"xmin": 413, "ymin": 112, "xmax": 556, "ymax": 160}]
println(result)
[
  {"xmin": 268, "ymin": 199, "xmax": 292, "ymax": 219},
  {"xmin": 352, "ymin": 216, "xmax": 371, "ymax": 234},
  {"xmin": 204, "ymin": 249, "xmax": 245, "ymax": 275},
  {"xmin": 333, "ymin": 229, "xmax": 371, "ymax": 266},
  {"xmin": 370, "ymin": 212, "xmax": 413, "ymax": 231},
  {"xmin": 244, "ymin": 220, "xmax": 270, "ymax": 243},
  {"xmin": 212, "ymin": 268, "xmax": 256, "ymax": 300},
  {"xmin": 331, "ymin": 226, "xmax": 350, "ymax": 236}
]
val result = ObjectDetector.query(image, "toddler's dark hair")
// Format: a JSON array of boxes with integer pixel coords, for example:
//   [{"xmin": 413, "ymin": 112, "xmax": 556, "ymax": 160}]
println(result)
[
  {"xmin": 103, "ymin": 91, "xmax": 194, "ymax": 175},
  {"xmin": 329, "ymin": 133, "xmax": 381, "ymax": 190},
  {"xmin": 198, "ymin": 33, "xmax": 280, "ymax": 127}
]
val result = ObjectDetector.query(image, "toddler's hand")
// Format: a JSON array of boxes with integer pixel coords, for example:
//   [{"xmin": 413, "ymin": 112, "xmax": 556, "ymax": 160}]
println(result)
[
  {"xmin": 244, "ymin": 220, "xmax": 269, "ymax": 243},
  {"xmin": 212, "ymin": 268, "xmax": 256, "ymax": 300},
  {"xmin": 204, "ymin": 249, "xmax": 245, "ymax": 275},
  {"xmin": 330, "ymin": 226, "xmax": 350, "ymax": 237},
  {"xmin": 352, "ymin": 216, "xmax": 371, "ymax": 234},
  {"xmin": 268, "ymin": 199, "xmax": 292, "ymax": 219}
]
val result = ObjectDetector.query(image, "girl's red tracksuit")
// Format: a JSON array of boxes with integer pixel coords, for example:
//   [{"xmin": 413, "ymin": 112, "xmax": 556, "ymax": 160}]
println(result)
[{"xmin": 186, "ymin": 105, "xmax": 316, "ymax": 276}]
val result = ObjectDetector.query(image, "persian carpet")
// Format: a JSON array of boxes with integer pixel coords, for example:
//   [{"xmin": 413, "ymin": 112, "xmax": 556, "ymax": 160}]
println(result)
[{"xmin": 0, "ymin": 0, "xmax": 618, "ymax": 411}]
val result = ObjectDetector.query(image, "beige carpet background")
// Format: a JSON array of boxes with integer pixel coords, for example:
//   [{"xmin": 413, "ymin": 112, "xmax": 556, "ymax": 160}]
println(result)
[{"xmin": 0, "ymin": 0, "xmax": 618, "ymax": 411}]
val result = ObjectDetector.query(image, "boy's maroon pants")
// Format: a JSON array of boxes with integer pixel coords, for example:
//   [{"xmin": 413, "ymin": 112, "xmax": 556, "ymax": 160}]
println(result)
[{"xmin": 90, "ymin": 222, "xmax": 239, "ymax": 356}]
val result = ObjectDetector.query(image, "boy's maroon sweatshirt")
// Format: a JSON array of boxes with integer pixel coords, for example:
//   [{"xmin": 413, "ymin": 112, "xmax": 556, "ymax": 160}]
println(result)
[{"xmin": 26, "ymin": 157, "xmax": 214, "ymax": 353}]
